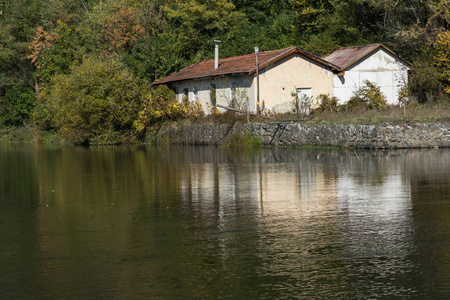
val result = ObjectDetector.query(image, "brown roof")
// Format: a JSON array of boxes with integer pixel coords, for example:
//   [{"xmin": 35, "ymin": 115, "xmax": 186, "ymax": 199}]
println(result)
[
  {"xmin": 153, "ymin": 46, "xmax": 340, "ymax": 85},
  {"xmin": 324, "ymin": 44, "xmax": 410, "ymax": 70}
]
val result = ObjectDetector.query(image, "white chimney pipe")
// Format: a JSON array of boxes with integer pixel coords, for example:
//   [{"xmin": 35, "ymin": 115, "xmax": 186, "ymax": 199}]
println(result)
[{"xmin": 214, "ymin": 40, "xmax": 221, "ymax": 69}]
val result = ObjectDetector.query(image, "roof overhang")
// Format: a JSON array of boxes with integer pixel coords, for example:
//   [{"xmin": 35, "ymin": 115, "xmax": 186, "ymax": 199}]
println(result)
[
  {"xmin": 340, "ymin": 44, "xmax": 411, "ymax": 71},
  {"xmin": 248, "ymin": 47, "xmax": 341, "ymax": 74},
  {"xmin": 153, "ymin": 72, "xmax": 250, "ymax": 85}
]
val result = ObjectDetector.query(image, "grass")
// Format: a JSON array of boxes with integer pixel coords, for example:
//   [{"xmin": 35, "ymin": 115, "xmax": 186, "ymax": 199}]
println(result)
[
  {"xmin": 221, "ymin": 132, "xmax": 261, "ymax": 150},
  {"xmin": 2, "ymin": 103, "xmax": 448, "ymax": 145},
  {"xmin": 268, "ymin": 104, "xmax": 450, "ymax": 125}
]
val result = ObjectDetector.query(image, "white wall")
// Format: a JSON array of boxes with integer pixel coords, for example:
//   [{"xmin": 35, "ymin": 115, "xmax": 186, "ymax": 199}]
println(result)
[
  {"xmin": 170, "ymin": 76, "xmax": 254, "ymax": 114},
  {"xmin": 333, "ymin": 49, "xmax": 409, "ymax": 105}
]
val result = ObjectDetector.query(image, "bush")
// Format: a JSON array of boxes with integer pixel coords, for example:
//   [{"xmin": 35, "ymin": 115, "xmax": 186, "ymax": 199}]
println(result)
[
  {"xmin": 44, "ymin": 55, "xmax": 144, "ymax": 144},
  {"xmin": 345, "ymin": 80, "xmax": 387, "ymax": 110},
  {"xmin": 134, "ymin": 85, "xmax": 204, "ymax": 133},
  {"xmin": 409, "ymin": 62, "xmax": 445, "ymax": 103},
  {"xmin": 221, "ymin": 132, "xmax": 260, "ymax": 149},
  {"xmin": 314, "ymin": 94, "xmax": 339, "ymax": 113},
  {"xmin": 0, "ymin": 86, "xmax": 36, "ymax": 126}
]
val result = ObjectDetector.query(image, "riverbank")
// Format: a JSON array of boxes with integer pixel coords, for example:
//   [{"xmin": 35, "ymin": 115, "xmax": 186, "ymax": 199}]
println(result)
[{"xmin": 155, "ymin": 121, "xmax": 450, "ymax": 149}]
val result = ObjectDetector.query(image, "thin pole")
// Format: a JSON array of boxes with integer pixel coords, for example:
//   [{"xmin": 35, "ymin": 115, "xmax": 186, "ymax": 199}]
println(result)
[{"xmin": 255, "ymin": 47, "xmax": 260, "ymax": 115}]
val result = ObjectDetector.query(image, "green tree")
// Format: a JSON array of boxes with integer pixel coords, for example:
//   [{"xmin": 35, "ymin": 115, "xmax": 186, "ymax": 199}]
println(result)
[
  {"xmin": 28, "ymin": 20, "xmax": 80, "ymax": 86},
  {"xmin": 434, "ymin": 30, "xmax": 450, "ymax": 95},
  {"xmin": 45, "ymin": 55, "xmax": 145, "ymax": 144},
  {"xmin": 0, "ymin": 86, "xmax": 35, "ymax": 126},
  {"xmin": 163, "ymin": 0, "xmax": 246, "ymax": 61}
]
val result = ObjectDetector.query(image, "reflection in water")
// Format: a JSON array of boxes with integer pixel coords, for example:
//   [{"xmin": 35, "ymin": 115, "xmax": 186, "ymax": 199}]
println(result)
[{"xmin": 0, "ymin": 145, "xmax": 449, "ymax": 299}]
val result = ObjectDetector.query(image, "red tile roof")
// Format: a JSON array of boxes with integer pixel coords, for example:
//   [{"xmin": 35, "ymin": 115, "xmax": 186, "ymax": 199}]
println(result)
[
  {"xmin": 323, "ymin": 44, "xmax": 409, "ymax": 70},
  {"xmin": 153, "ymin": 46, "xmax": 340, "ymax": 85}
]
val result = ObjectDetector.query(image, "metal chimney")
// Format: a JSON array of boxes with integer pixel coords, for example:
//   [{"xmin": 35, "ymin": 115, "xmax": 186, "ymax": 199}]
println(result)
[{"xmin": 214, "ymin": 40, "xmax": 221, "ymax": 69}]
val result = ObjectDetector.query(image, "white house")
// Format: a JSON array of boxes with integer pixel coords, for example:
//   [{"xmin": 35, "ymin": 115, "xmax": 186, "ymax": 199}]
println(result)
[
  {"xmin": 324, "ymin": 44, "xmax": 410, "ymax": 105},
  {"xmin": 153, "ymin": 44, "xmax": 409, "ymax": 114}
]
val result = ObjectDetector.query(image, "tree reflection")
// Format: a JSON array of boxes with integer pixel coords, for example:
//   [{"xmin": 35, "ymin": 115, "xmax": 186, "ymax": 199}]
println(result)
[{"xmin": 0, "ymin": 145, "xmax": 449, "ymax": 299}]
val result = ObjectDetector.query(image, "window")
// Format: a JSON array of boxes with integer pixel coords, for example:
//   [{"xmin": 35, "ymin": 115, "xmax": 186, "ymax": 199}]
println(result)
[
  {"xmin": 193, "ymin": 88, "xmax": 198, "ymax": 102},
  {"xmin": 210, "ymin": 84, "xmax": 216, "ymax": 107},
  {"xmin": 183, "ymin": 88, "xmax": 189, "ymax": 102},
  {"xmin": 231, "ymin": 82, "xmax": 237, "ymax": 107}
]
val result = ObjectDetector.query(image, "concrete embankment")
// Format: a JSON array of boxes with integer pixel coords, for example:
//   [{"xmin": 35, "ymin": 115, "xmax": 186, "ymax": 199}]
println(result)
[{"xmin": 155, "ymin": 122, "xmax": 450, "ymax": 149}]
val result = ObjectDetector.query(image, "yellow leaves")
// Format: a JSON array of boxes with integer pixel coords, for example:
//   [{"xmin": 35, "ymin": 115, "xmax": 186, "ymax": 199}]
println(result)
[{"xmin": 434, "ymin": 30, "xmax": 450, "ymax": 93}]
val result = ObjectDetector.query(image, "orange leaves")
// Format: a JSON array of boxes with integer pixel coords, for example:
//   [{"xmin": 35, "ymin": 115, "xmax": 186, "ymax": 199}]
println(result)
[
  {"xmin": 100, "ymin": 5, "xmax": 145, "ymax": 56},
  {"xmin": 27, "ymin": 27, "xmax": 54, "ymax": 66}
]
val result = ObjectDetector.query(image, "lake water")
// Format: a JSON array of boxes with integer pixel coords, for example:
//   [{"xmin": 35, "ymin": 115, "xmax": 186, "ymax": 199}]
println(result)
[{"xmin": 0, "ymin": 145, "xmax": 449, "ymax": 299}]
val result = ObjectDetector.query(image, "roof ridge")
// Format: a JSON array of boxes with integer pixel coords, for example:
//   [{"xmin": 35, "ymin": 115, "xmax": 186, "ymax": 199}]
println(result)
[
  {"xmin": 154, "ymin": 46, "xmax": 339, "ymax": 85},
  {"xmin": 215, "ymin": 46, "xmax": 295, "ymax": 61},
  {"xmin": 333, "ymin": 44, "xmax": 381, "ymax": 51}
]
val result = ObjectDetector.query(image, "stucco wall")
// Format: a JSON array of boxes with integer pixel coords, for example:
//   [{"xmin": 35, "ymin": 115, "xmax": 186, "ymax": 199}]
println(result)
[
  {"xmin": 256, "ymin": 53, "xmax": 334, "ymax": 114},
  {"xmin": 169, "ymin": 76, "xmax": 255, "ymax": 114},
  {"xmin": 333, "ymin": 49, "xmax": 409, "ymax": 105},
  {"xmin": 168, "ymin": 53, "xmax": 334, "ymax": 115}
]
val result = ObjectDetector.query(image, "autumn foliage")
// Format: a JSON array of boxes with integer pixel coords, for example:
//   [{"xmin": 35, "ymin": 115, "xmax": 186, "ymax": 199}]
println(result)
[
  {"xmin": 0, "ymin": 0, "xmax": 449, "ymax": 139},
  {"xmin": 100, "ymin": 5, "xmax": 146, "ymax": 56}
]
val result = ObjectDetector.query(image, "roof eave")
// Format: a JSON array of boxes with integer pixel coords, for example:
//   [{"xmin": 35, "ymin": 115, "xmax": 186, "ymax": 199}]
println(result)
[
  {"xmin": 153, "ymin": 72, "xmax": 250, "ymax": 85},
  {"xmin": 248, "ymin": 47, "xmax": 341, "ymax": 74},
  {"xmin": 340, "ymin": 44, "xmax": 411, "ymax": 70}
]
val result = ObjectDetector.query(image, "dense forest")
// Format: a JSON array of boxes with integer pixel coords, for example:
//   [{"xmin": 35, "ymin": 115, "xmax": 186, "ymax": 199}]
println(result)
[{"xmin": 0, "ymin": 0, "xmax": 449, "ymax": 144}]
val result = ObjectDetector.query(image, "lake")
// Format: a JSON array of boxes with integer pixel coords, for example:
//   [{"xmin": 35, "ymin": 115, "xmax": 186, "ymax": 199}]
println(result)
[{"xmin": 1, "ymin": 145, "xmax": 449, "ymax": 299}]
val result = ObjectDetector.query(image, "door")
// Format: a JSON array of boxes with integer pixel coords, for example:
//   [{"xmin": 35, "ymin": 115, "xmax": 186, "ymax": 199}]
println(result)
[{"xmin": 296, "ymin": 88, "xmax": 313, "ymax": 115}]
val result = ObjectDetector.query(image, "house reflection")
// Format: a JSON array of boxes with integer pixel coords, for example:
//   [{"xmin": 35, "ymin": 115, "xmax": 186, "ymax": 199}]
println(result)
[{"xmin": 178, "ymin": 147, "xmax": 341, "ymax": 219}]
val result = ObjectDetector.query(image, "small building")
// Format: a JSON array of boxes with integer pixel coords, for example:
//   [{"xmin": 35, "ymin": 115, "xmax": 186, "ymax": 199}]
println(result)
[
  {"xmin": 153, "ymin": 46, "xmax": 340, "ymax": 114},
  {"xmin": 153, "ymin": 44, "xmax": 409, "ymax": 114},
  {"xmin": 324, "ymin": 44, "xmax": 410, "ymax": 105}
]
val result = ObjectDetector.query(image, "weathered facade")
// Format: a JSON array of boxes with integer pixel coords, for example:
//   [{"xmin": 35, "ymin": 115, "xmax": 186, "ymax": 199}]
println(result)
[
  {"xmin": 153, "ymin": 47, "xmax": 339, "ymax": 114},
  {"xmin": 256, "ymin": 53, "xmax": 334, "ymax": 113},
  {"xmin": 324, "ymin": 44, "xmax": 410, "ymax": 105},
  {"xmin": 153, "ymin": 44, "xmax": 409, "ymax": 114}
]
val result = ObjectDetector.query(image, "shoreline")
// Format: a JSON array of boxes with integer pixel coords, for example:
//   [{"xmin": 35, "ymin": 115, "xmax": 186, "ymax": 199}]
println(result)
[
  {"xmin": 1, "ymin": 121, "xmax": 449, "ymax": 149},
  {"xmin": 155, "ymin": 121, "xmax": 450, "ymax": 149}
]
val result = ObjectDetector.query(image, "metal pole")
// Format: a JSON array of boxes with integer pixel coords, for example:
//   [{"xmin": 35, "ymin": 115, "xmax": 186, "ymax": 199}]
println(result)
[{"xmin": 255, "ymin": 47, "xmax": 260, "ymax": 115}]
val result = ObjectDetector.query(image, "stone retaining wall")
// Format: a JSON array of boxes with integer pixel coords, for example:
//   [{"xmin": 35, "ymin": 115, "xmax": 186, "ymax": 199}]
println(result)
[{"xmin": 155, "ymin": 122, "xmax": 450, "ymax": 149}]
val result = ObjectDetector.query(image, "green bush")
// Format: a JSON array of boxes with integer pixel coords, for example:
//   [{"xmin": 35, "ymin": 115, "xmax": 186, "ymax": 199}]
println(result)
[
  {"xmin": 314, "ymin": 94, "xmax": 339, "ymax": 113},
  {"xmin": 221, "ymin": 132, "xmax": 260, "ymax": 149},
  {"xmin": 345, "ymin": 80, "xmax": 387, "ymax": 110},
  {"xmin": 45, "ymin": 55, "xmax": 144, "ymax": 144},
  {"xmin": 0, "ymin": 86, "xmax": 36, "ymax": 126},
  {"xmin": 408, "ymin": 62, "xmax": 445, "ymax": 104},
  {"xmin": 134, "ymin": 85, "xmax": 204, "ymax": 133}
]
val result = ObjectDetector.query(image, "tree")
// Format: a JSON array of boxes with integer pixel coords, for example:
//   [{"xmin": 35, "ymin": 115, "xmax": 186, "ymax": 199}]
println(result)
[
  {"xmin": 434, "ymin": 30, "xmax": 450, "ymax": 94},
  {"xmin": 163, "ymin": 0, "xmax": 246, "ymax": 61},
  {"xmin": 0, "ymin": 86, "xmax": 35, "ymax": 126},
  {"xmin": 99, "ymin": 5, "xmax": 145, "ymax": 56},
  {"xmin": 44, "ymin": 55, "xmax": 145, "ymax": 144}
]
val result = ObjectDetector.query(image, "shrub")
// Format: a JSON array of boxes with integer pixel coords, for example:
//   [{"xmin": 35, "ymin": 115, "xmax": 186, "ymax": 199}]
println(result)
[
  {"xmin": 409, "ymin": 62, "xmax": 445, "ymax": 103},
  {"xmin": 221, "ymin": 132, "xmax": 260, "ymax": 149},
  {"xmin": 345, "ymin": 80, "xmax": 387, "ymax": 110},
  {"xmin": 134, "ymin": 85, "xmax": 204, "ymax": 132},
  {"xmin": 0, "ymin": 86, "xmax": 36, "ymax": 126},
  {"xmin": 45, "ymin": 55, "xmax": 144, "ymax": 144},
  {"xmin": 314, "ymin": 94, "xmax": 339, "ymax": 113}
]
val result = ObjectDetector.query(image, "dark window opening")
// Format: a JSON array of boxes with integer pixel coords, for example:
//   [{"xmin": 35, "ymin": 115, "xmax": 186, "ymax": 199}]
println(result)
[{"xmin": 210, "ymin": 84, "xmax": 216, "ymax": 107}]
